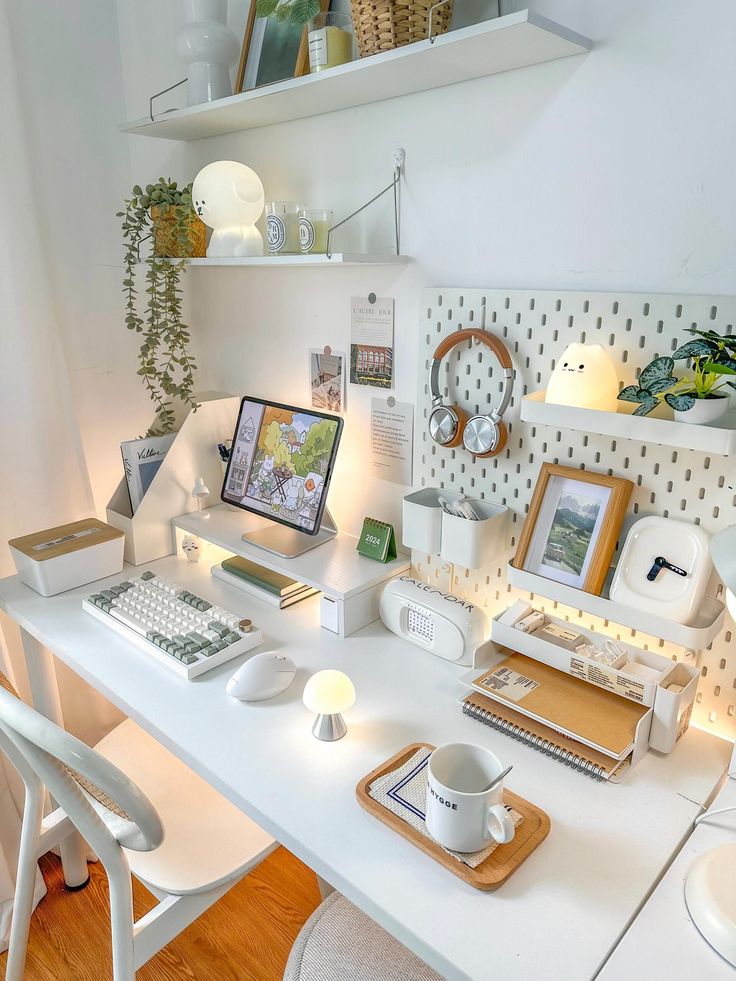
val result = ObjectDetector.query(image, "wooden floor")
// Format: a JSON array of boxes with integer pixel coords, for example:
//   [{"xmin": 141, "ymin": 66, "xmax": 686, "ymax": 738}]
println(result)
[{"xmin": 0, "ymin": 848, "xmax": 321, "ymax": 980}]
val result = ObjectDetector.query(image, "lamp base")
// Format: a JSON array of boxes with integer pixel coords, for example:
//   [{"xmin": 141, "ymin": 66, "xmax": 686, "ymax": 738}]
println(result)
[
  {"xmin": 684, "ymin": 842, "xmax": 736, "ymax": 966},
  {"xmin": 312, "ymin": 713, "xmax": 347, "ymax": 741}
]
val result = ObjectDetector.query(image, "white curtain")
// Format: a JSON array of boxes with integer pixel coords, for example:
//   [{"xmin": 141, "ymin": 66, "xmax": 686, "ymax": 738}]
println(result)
[{"xmin": 0, "ymin": 0, "xmax": 108, "ymax": 949}]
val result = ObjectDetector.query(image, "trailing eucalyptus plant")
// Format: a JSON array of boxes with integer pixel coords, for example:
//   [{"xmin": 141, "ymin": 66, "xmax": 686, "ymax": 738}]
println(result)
[
  {"xmin": 255, "ymin": 0, "xmax": 322, "ymax": 24},
  {"xmin": 618, "ymin": 327, "xmax": 736, "ymax": 416},
  {"xmin": 118, "ymin": 178, "xmax": 201, "ymax": 436}
]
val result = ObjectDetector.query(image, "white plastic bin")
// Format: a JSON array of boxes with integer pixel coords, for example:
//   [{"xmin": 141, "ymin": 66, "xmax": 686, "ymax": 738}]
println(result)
[
  {"xmin": 650, "ymin": 662, "xmax": 699, "ymax": 753},
  {"xmin": 402, "ymin": 488, "xmax": 456, "ymax": 554},
  {"xmin": 440, "ymin": 500, "xmax": 508, "ymax": 569}
]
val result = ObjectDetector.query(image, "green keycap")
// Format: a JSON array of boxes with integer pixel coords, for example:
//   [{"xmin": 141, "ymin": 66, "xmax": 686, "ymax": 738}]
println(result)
[
  {"xmin": 198, "ymin": 600, "xmax": 212, "ymax": 611},
  {"xmin": 146, "ymin": 630, "xmax": 157, "ymax": 641},
  {"xmin": 181, "ymin": 653, "xmax": 198, "ymax": 665},
  {"xmin": 141, "ymin": 571, "xmax": 154, "ymax": 581},
  {"xmin": 100, "ymin": 590, "xmax": 115, "ymax": 600},
  {"xmin": 224, "ymin": 632, "xmax": 240, "ymax": 644},
  {"xmin": 110, "ymin": 586, "xmax": 124, "ymax": 596},
  {"xmin": 209, "ymin": 621, "xmax": 229, "ymax": 638},
  {"xmin": 119, "ymin": 581, "xmax": 133, "ymax": 590},
  {"xmin": 186, "ymin": 631, "xmax": 208, "ymax": 644},
  {"xmin": 201, "ymin": 645, "xmax": 218, "ymax": 657},
  {"xmin": 210, "ymin": 640, "xmax": 226, "ymax": 653}
]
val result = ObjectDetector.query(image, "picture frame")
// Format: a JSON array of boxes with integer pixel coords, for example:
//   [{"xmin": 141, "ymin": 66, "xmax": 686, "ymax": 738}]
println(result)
[
  {"xmin": 513, "ymin": 464, "xmax": 633, "ymax": 595},
  {"xmin": 235, "ymin": 0, "xmax": 329, "ymax": 92}
]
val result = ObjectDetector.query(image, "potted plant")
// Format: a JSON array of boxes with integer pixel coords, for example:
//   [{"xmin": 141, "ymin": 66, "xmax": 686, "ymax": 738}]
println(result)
[
  {"xmin": 118, "ymin": 179, "xmax": 206, "ymax": 435},
  {"xmin": 618, "ymin": 327, "xmax": 736, "ymax": 425}
]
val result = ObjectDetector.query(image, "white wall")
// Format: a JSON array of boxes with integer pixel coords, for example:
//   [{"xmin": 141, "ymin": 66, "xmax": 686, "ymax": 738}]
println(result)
[{"xmin": 112, "ymin": 0, "xmax": 736, "ymax": 535}]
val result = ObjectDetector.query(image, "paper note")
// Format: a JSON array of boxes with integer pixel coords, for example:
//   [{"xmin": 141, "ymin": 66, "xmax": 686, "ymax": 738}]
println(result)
[
  {"xmin": 370, "ymin": 398, "xmax": 413, "ymax": 485},
  {"xmin": 350, "ymin": 297, "xmax": 394, "ymax": 389},
  {"xmin": 481, "ymin": 666, "xmax": 539, "ymax": 702}
]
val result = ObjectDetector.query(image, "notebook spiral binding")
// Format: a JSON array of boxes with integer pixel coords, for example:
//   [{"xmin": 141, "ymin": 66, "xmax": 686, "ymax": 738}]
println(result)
[{"xmin": 462, "ymin": 700, "xmax": 606, "ymax": 782}]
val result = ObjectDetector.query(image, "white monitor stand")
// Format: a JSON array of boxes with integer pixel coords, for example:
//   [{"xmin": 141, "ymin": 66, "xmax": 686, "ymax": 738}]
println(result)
[{"xmin": 241, "ymin": 508, "xmax": 337, "ymax": 559}]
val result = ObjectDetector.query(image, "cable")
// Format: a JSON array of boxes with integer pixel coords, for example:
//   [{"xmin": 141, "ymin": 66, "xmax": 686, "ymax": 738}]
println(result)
[{"xmin": 694, "ymin": 804, "xmax": 736, "ymax": 826}]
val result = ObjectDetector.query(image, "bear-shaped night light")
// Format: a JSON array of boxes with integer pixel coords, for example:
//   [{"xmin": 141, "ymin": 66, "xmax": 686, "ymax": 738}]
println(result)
[
  {"xmin": 545, "ymin": 343, "xmax": 619, "ymax": 412},
  {"xmin": 192, "ymin": 161, "xmax": 265, "ymax": 258}
]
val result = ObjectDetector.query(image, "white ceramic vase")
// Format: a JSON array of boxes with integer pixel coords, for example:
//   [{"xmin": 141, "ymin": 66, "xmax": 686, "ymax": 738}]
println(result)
[
  {"xmin": 176, "ymin": 0, "xmax": 239, "ymax": 107},
  {"xmin": 674, "ymin": 395, "xmax": 729, "ymax": 425}
]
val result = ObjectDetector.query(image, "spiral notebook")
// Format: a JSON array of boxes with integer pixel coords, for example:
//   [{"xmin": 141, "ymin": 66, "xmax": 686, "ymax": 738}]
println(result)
[{"xmin": 462, "ymin": 651, "xmax": 650, "ymax": 782}]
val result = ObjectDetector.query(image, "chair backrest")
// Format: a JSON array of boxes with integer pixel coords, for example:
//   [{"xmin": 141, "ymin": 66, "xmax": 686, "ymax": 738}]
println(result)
[{"xmin": 0, "ymin": 679, "xmax": 163, "ymax": 852}]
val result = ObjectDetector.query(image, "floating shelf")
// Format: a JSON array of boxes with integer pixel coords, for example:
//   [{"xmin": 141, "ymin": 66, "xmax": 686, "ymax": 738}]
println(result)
[
  {"xmin": 176, "ymin": 253, "xmax": 409, "ymax": 267},
  {"xmin": 120, "ymin": 11, "xmax": 591, "ymax": 141},
  {"xmin": 507, "ymin": 561, "xmax": 725, "ymax": 650},
  {"xmin": 521, "ymin": 391, "xmax": 736, "ymax": 456}
]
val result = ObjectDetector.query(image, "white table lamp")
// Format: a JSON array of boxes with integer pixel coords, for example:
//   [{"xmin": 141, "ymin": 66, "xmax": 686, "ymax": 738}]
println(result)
[
  {"xmin": 545, "ymin": 342, "xmax": 619, "ymax": 412},
  {"xmin": 192, "ymin": 161, "xmax": 265, "ymax": 258},
  {"xmin": 303, "ymin": 670, "xmax": 355, "ymax": 741},
  {"xmin": 683, "ymin": 523, "xmax": 736, "ymax": 966}
]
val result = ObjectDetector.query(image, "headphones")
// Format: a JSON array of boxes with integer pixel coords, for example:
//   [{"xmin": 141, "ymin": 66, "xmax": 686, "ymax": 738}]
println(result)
[{"xmin": 428, "ymin": 328, "xmax": 514, "ymax": 457}]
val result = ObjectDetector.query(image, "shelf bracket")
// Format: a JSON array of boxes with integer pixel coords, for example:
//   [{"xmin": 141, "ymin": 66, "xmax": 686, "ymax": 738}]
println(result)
[{"xmin": 326, "ymin": 149, "xmax": 404, "ymax": 259}]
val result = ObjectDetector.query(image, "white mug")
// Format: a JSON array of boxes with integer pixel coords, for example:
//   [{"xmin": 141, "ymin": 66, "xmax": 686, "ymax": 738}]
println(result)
[{"xmin": 425, "ymin": 742, "xmax": 515, "ymax": 852}]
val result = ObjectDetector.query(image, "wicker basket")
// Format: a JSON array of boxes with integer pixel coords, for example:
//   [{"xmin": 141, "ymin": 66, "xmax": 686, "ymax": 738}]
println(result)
[
  {"xmin": 350, "ymin": 0, "xmax": 453, "ymax": 57},
  {"xmin": 151, "ymin": 206, "xmax": 207, "ymax": 259}
]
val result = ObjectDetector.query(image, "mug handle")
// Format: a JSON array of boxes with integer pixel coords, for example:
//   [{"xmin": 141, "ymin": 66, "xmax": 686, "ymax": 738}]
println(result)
[{"xmin": 487, "ymin": 803, "xmax": 515, "ymax": 844}]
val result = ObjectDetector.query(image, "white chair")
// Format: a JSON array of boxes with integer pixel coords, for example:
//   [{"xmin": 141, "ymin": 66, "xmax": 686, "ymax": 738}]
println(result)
[
  {"xmin": 0, "ymin": 672, "xmax": 276, "ymax": 980},
  {"xmin": 284, "ymin": 891, "xmax": 445, "ymax": 981}
]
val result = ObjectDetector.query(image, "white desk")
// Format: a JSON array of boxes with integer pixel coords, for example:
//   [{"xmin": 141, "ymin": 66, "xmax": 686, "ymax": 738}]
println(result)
[
  {"xmin": 0, "ymin": 555, "xmax": 731, "ymax": 981},
  {"xmin": 599, "ymin": 777, "xmax": 736, "ymax": 980}
]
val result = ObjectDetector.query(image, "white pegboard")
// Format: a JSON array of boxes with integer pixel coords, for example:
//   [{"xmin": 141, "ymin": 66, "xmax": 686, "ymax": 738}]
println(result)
[{"xmin": 414, "ymin": 288, "xmax": 736, "ymax": 741}]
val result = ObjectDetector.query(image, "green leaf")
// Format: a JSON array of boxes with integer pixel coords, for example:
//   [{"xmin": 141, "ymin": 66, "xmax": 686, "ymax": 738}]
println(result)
[
  {"xmin": 665, "ymin": 393, "xmax": 697, "ymax": 412},
  {"xmin": 639, "ymin": 356, "xmax": 675, "ymax": 389},
  {"xmin": 632, "ymin": 397, "xmax": 658, "ymax": 416},
  {"xmin": 256, "ymin": 0, "xmax": 279, "ymax": 14},
  {"xmin": 288, "ymin": 0, "xmax": 320, "ymax": 21},
  {"xmin": 647, "ymin": 375, "xmax": 677, "ymax": 395},
  {"xmin": 672, "ymin": 339, "xmax": 717, "ymax": 360},
  {"xmin": 617, "ymin": 385, "xmax": 641, "ymax": 403},
  {"xmin": 703, "ymin": 359, "xmax": 736, "ymax": 375}
]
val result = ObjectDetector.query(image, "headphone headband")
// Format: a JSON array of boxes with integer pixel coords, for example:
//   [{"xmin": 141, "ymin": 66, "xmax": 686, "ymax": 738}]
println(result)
[{"xmin": 429, "ymin": 328, "xmax": 514, "ymax": 415}]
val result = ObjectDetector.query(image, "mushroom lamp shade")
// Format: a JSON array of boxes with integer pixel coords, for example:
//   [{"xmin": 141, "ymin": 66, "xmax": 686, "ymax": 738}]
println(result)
[
  {"xmin": 191, "ymin": 161, "xmax": 265, "ymax": 258},
  {"xmin": 682, "ymin": 523, "xmax": 736, "ymax": 968},
  {"xmin": 545, "ymin": 343, "xmax": 619, "ymax": 412},
  {"xmin": 303, "ymin": 670, "xmax": 356, "ymax": 741}
]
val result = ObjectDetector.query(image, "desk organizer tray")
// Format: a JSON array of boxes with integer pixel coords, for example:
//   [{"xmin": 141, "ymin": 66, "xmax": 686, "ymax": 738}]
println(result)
[{"xmin": 356, "ymin": 743, "xmax": 550, "ymax": 890}]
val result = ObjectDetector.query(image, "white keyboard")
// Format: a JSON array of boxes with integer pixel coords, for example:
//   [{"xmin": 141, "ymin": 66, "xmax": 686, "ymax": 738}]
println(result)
[{"xmin": 83, "ymin": 571, "xmax": 263, "ymax": 679}]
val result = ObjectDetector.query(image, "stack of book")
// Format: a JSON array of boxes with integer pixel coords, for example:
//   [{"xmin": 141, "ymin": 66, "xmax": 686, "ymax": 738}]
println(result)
[{"xmin": 212, "ymin": 556, "xmax": 318, "ymax": 609}]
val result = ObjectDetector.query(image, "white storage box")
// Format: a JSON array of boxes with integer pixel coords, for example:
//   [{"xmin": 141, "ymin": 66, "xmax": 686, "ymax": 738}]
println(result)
[
  {"xmin": 9, "ymin": 519, "xmax": 125, "ymax": 597},
  {"xmin": 440, "ymin": 499, "xmax": 507, "ymax": 569},
  {"xmin": 402, "ymin": 488, "xmax": 455, "ymax": 554}
]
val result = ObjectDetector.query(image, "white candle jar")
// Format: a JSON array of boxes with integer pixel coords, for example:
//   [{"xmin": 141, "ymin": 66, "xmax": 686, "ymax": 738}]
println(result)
[
  {"xmin": 299, "ymin": 209, "xmax": 333, "ymax": 254},
  {"xmin": 308, "ymin": 13, "xmax": 355, "ymax": 73},
  {"xmin": 266, "ymin": 201, "xmax": 303, "ymax": 254}
]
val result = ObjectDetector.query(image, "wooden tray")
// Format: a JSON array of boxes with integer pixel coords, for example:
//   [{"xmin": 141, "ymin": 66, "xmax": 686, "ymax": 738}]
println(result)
[{"xmin": 356, "ymin": 743, "xmax": 550, "ymax": 891}]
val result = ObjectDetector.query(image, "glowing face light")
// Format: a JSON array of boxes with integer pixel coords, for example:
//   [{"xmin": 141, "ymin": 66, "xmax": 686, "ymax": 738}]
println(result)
[
  {"xmin": 192, "ymin": 161, "xmax": 265, "ymax": 258},
  {"xmin": 545, "ymin": 343, "xmax": 619, "ymax": 412}
]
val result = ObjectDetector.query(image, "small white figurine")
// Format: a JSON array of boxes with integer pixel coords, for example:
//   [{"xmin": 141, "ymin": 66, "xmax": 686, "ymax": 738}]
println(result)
[
  {"xmin": 545, "ymin": 342, "xmax": 619, "ymax": 412},
  {"xmin": 192, "ymin": 161, "xmax": 265, "ymax": 258},
  {"xmin": 181, "ymin": 535, "xmax": 202, "ymax": 562},
  {"xmin": 191, "ymin": 475, "xmax": 211, "ymax": 520}
]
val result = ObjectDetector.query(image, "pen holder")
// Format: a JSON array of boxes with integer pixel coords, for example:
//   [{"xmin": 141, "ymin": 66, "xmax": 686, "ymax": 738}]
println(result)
[
  {"xmin": 650, "ymin": 662, "xmax": 699, "ymax": 753},
  {"xmin": 402, "ymin": 488, "xmax": 459, "ymax": 555},
  {"xmin": 439, "ymin": 500, "xmax": 508, "ymax": 570}
]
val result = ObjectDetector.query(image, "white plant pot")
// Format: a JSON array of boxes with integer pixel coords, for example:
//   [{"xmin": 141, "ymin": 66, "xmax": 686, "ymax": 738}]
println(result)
[{"xmin": 673, "ymin": 395, "xmax": 729, "ymax": 425}]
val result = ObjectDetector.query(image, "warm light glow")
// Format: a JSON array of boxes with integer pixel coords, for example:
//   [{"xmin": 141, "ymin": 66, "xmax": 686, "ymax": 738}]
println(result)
[
  {"xmin": 192, "ymin": 161, "xmax": 265, "ymax": 257},
  {"xmin": 545, "ymin": 343, "xmax": 619, "ymax": 412},
  {"xmin": 303, "ymin": 670, "xmax": 355, "ymax": 714}
]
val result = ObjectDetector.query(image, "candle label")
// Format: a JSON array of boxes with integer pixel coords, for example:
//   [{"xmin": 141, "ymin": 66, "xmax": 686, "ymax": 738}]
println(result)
[
  {"xmin": 308, "ymin": 28, "xmax": 328, "ymax": 71},
  {"xmin": 299, "ymin": 217, "xmax": 315, "ymax": 252},
  {"xmin": 267, "ymin": 214, "xmax": 286, "ymax": 252}
]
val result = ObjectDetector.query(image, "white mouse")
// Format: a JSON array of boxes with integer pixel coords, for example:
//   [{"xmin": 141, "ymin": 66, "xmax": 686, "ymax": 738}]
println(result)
[{"xmin": 226, "ymin": 651, "xmax": 296, "ymax": 702}]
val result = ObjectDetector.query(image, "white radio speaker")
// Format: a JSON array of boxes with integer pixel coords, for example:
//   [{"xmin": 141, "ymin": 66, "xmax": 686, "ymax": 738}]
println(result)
[{"xmin": 379, "ymin": 576, "xmax": 490, "ymax": 666}]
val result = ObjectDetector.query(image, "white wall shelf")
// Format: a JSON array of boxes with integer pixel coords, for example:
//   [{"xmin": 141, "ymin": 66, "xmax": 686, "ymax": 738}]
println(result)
[
  {"xmin": 521, "ymin": 390, "xmax": 736, "ymax": 456},
  {"xmin": 174, "ymin": 253, "xmax": 409, "ymax": 267},
  {"xmin": 120, "ymin": 11, "xmax": 591, "ymax": 141},
  {"xmin": 506, "ymin": 561, "xmax": 726, "ymax": 651}
]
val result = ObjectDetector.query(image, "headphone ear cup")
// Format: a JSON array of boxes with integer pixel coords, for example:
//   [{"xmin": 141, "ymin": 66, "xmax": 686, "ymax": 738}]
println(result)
[
  {"xmin": 474, "ymin": 420, "xmax": 507, "ymax": 458},
  {"xmin": 429, "ymin": 403, "xmax": 464, "ymax": 447},
  {"xmin": 445, "ymin": 404, "xmax": 467, "ymax": 448}
]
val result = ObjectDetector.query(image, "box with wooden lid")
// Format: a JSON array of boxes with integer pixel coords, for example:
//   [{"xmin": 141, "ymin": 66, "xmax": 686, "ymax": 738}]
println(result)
[{"xmin": 9, "ymin": 518, "xmax": 125, "ymax": 596}]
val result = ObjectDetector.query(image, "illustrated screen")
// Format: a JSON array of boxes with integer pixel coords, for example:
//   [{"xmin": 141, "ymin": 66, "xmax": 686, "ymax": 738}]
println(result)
[{"xmin": 222, "ymin": 400, "xmax": 341, "ymax": 534}]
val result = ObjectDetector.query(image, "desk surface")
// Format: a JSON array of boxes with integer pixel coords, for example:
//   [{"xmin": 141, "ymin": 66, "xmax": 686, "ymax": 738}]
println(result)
[
  {"xmin": 600, "ymin": 777, "xmax": 736, "ymax": 981},
  {"xmin": 0, "ymin": 556, "xmax": 731, "ymax": 981}
]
